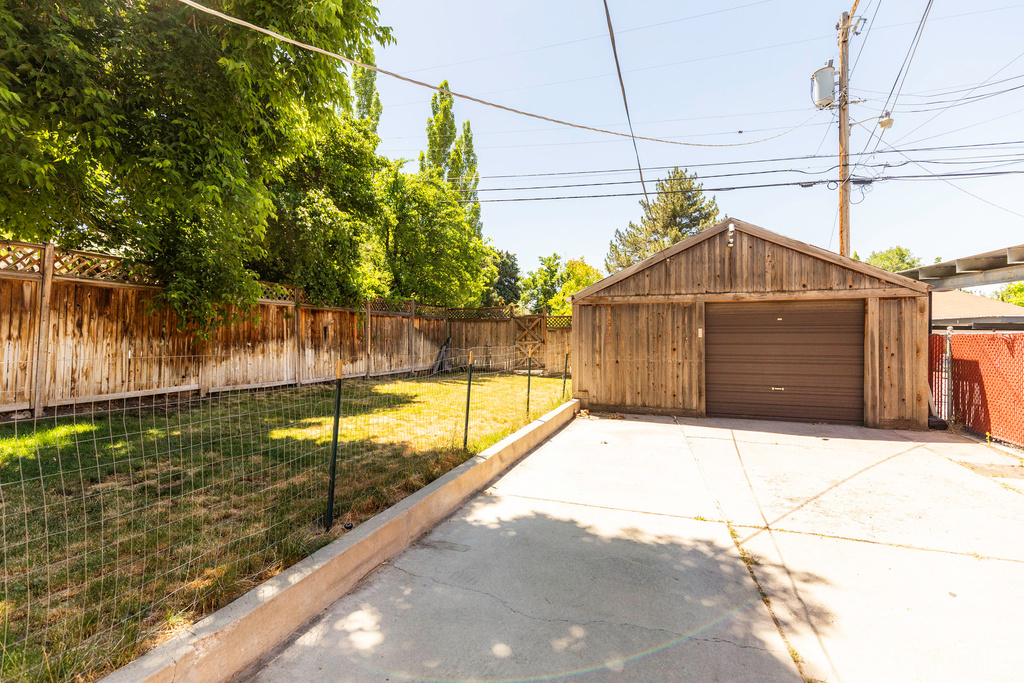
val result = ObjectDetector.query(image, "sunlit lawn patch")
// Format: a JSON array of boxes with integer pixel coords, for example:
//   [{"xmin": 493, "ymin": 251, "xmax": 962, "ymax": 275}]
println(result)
[{"xmin": 0, "ymin": 371, "xmax": 566, "ymax": 682}]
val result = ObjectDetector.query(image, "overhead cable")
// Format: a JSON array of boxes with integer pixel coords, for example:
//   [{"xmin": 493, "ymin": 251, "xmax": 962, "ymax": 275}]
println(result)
[
  {"xmin": 463, "ymin": 168, "xmax": 1024, "ymax": 203},
  {"xmin": 601, "ymin": 0, "xmax": 648, "ymax": 201},
  {"xmin": 439, "ymin": 140, "xmax": 1024, "ymax": 182},
  {"xmin": 173, "ymin": 0, "xmax": 820, "ymax": 149}
]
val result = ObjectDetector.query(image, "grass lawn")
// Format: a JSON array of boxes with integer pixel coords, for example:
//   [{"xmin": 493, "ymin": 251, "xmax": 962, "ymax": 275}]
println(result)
[{"xmin": 0, "ymin": 371, "xmax": 567, "ymax": 682}]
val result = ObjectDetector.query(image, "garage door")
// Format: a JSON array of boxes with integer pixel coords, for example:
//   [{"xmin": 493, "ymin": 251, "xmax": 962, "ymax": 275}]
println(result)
[{"xmin": 705, "ymin": 300, "xmax": 865, "ymax": 424}]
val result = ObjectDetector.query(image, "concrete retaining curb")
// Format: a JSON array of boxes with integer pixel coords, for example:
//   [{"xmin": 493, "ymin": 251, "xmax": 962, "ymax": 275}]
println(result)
[{"xmin": 102, "ymin": 400, "xmax": 578, "ymax": 683}]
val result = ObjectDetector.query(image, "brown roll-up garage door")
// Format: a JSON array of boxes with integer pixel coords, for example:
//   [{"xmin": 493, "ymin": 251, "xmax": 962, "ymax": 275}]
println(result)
[{"xmin": 705, "ymin": 299, "xmax": 865, "ymax": 424}]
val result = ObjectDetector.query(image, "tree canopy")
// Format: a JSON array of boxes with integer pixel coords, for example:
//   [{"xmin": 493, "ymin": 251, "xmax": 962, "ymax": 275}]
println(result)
[
  {"xmin": 548, "ymin": 259, "xmax": 603, "ymax": 315},
  {"xmin": 482, "ymin": 250, "xmax": 522, "ymax": 306},
  {"xmin": 419, "ymin": 81, "xmax": 481, "ymax": 235},
  {"xmin": 518, "ymin": 255, "xmax": 602, "ymax": 314},
  {"xmin": 995, "ymin": 281, "xmax": 1024, "ymax": 307},
  {"xmin": 861, "ymin": 246, "xmax": 922, "ymax": 272},
  {"xmin": 605, "ymin": 168, "xmax": 719, "ymax": 273},
  {"xmin": 0, "ymin": 0, "xmax": 392, "ymax": 330}
]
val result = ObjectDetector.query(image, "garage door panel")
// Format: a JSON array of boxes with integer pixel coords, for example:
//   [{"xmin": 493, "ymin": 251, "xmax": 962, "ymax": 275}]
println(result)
[{"xmin": 706, "ymin": 300, "xmax": 865, "ymax": 425}]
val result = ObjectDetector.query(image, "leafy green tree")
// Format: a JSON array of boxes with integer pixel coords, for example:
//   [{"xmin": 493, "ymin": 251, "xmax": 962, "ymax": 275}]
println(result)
[
  {"xmin": 519, "ymin": 254, "xmax": 564, "ymax": 314},
  {"xmin": 518, "ymin": 255, "xmax": 603, "ymax": 314},
  {"xmin": 0, "ymin": 0, "xmax": 391, "ymax": 331},
  {"xmin": 549, "ymin": 259, "xmax": 603, "ymax": 315},
  {"xmin": 374, "ymin": 164, "xmax": 491, "ymax": 306},
  {"xmin": 482, "ymin": 250, "xmax": 521, "ymax": 306},
  {"xmin": 253, "ymin": 115, "xmax": 383, "ymax": 306},
  {"xmin": 418, "ymin": 81, "xmax": 481, "ymax": 234},
  {"xmin": 865, "ymin": 246, "xmax": 922, "ymax": 272},
  {"xmin": 352, "ymin": 62, "xmax": 383, "ymax": 134},
  {"xmin": 995, "ymin": 281, "xmax": 1024, "ymax": 307},
  {"xmin": 605, "ymin": 168, "xmax": 719, "ymax": 272}
]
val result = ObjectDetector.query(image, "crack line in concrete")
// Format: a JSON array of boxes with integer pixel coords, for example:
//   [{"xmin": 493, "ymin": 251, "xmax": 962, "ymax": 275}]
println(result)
[
  {"xmin": 725, "ymin": 429, "xmax": 842, "ymax": 683},
  {"xmin": 388, "ymin": 563, "xmax": 693, "ymax": 639},
  {"xmin": 672, "ymin": 419, "xmax": 812, "ymax": 682},
  {"xmin": 729, "ymin": 522, "xmax": 1024, "ymax": 565},
  {"xmin": 486, "ymin": 490, "xmax": 725, "ymax": 523}
]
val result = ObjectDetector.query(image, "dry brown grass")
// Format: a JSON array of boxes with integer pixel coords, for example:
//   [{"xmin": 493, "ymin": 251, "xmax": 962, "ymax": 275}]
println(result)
[{"xmin": 0, "ymin": 371, "xmax": 567, "ymax": 682}]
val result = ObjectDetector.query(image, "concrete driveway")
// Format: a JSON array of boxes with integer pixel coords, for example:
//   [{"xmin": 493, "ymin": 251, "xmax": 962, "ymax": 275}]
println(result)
[{"xmin": 244, "ymin": 414, "xmax": 1024, "ymax": 683}]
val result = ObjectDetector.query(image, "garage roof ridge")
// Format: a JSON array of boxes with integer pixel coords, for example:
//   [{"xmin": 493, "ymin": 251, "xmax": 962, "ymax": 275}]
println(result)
[{"xmin": 573, "ymin": 218, "xmax": 930, "ymax": 301}]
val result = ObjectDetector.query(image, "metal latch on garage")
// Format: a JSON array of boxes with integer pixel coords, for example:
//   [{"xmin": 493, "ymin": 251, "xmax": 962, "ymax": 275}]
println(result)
[{"xmin": 570, "ymin": 219, "xmax": 931, "ymax": 429}]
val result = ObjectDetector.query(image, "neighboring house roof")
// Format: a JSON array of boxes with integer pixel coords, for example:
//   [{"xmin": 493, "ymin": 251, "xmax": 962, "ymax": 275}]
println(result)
[
  {"xmin": 572, "ymin": 218, "xmax": 930, "ymax": 301},
  {"xmin": 931, "ymin": 289, "xmax": 1024, "ymax": 329}
]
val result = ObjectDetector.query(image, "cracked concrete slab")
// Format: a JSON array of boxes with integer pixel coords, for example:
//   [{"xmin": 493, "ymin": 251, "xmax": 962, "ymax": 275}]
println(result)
[
  {"xmin": 244, "ymin": 417, "xmax": 800, "ymax": 683},
  {"xmin": 244, "ymin": 415, "xmax": 1024, "ymax": 683}
]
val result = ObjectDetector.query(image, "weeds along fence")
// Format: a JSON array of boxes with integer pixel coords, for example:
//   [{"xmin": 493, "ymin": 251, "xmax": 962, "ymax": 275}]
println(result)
[
  {"xmin": 929, "ymin": 330, "xmax": 1024, "ymax": 448},
  {"xmin": 0, "ymin": 241, "xmax": 576, "ymax": 681},
  {"xmin": 0, "ymin": 345, "xmax": 573, "ymax": 682}
]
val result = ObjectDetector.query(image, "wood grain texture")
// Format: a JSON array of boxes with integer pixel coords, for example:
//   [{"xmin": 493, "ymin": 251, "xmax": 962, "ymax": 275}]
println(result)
[{"xmin": 571, "ymin": 226, "xmax": 929, "ymax": 429}]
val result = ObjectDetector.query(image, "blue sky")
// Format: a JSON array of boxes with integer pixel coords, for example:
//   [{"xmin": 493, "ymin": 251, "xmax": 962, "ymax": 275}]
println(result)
[{"xmin": 370, "ymin": 0, "xmax": 1024, "ymax": 277}]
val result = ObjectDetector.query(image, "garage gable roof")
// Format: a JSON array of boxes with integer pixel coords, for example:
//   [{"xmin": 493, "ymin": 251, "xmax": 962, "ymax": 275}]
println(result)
[{"xmin": 572, "ymin": 218, "xmax": 930, "ymax": 300}]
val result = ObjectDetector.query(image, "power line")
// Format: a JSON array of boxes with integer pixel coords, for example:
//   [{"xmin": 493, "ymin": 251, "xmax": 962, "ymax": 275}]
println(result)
[
  {"xmin": 601, "ymin": 0, "xmax": 648, "ymax": 202},
  {"xmin": 174, "ymin": 0, "xmax": 822, "ymax": 150},
  {"xmin": 384, "ymin": 3, "xmax": 1024, "ymax": 109},
  {"xmin": 892, "ymin": 48, "xmax": 1024, "ymax": 144},
  {"xmin": 379, "ymin": 107, "xmax": 820, "ymax": 141},
  {"xmin": 438, "ymin": 140, "xmax": 1024, "ymax": 182},
  {"xmin": 900, "ymin": 105, "xmax": 1024, "ymax": 146},
  {"xmin": 462, "ymin": 168, "xmax": 1024, "ymax": 203},
  {"xmin": 856, "ymin": 129, "xmax": 1024, "ymax": 219},
  {"xmin": 852, "ymin": 72, "xmax": 1024, "ymax": 99},
  {"xmin": 853, "ymin": 82, "xmax": 1024, "ymax": 114},
  {"xmin": 381, "ymin": 118, "xmax": 832, "ymax": 154},
  {"xmin": 851, "ymin": 0, "xmax": 934, "ymax": 177},
  {"xmin": 463, "ymin": 155, "xmax": 1024, "ymax": 194},
  {"xmin": 397, "ymin": 0, "xmax": 772, "ymax": 76},
  {"xmin": 850, "ymin": 0, "xmax": 883, "ymax": 78}
]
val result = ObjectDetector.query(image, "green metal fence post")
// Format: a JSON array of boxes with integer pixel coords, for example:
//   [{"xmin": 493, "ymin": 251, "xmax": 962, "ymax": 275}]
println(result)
[
  {"xmin": 561, "ymin": 347, "xmax": 569, "ymax": 399},
  {"xmin": 325, "ymin": 360, "xmax": 343, "ymax": 531},
  {"xmin": 526, "ymin": 353, "xmax": 532, "ymax": 418},
  {"xmin": 463, "ymin": 350, "xmax": 474, "ymax": 450}
]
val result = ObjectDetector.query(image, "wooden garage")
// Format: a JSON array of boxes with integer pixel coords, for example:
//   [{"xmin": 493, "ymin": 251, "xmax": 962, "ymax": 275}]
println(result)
[{"xmin": 570, "ymin": 219, "xmax": 931, "ymax": 429}]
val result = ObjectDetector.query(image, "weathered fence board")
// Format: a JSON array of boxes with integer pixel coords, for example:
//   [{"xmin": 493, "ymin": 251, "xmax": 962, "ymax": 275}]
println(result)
[{"xmin": 0, "ymin": 241, "xmax": 573, "ymax": 411}]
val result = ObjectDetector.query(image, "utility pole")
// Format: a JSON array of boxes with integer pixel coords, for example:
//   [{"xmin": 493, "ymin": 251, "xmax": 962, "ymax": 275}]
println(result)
[{"xmin": 837, "ymin": 9, "xmax": 852, "ymax": 258}]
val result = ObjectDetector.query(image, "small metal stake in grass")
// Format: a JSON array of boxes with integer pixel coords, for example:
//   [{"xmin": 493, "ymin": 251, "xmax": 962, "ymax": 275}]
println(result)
[
  {"xmin": 325, "ymin": 359, "xmax": 343, "ymax": 531},
  {"xmin": 561, "ymin": 346, "xmax": 569, "ymax": 399},
  {"xmin": 463, "ymin": 350, "xmax": 473, "ymax": 451},
  {"xmin": 526, "ymin": 352, "xmax": 532, "ymax": 418}
]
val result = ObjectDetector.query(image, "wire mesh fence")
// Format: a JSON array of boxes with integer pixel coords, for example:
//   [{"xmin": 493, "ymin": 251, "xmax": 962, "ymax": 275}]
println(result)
[
  {"xmin": 929, "ymin": 331, "xmax": 1024, "ymax": 448},
  {"xmin": 0, "ymin": 346, "xmax": 572, "ymax": 682}
]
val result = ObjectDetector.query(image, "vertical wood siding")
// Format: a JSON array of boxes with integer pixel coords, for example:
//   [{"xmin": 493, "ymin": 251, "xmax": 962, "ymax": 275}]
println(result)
[
  {"xmin": 572, "ymin": 302, "xmax": 698, "ymax": 414},
  {"xmin": 573, "ymin": 226, "xmax": 929, "ymax": 428}
]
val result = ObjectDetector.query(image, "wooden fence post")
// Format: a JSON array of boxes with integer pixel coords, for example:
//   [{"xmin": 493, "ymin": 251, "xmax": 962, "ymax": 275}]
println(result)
[
  {"xmin": 364, "ymin": 300, "xmax": 372, "ymax": 378},
  {"xmin": 408, "ymin": 299, "xmax": 416, "ymax": 372},
  {"xmin": 294, "ymin": 291, "xmax": 303, "ymax": 387},
  {"xmin": 31, "ymin": 243, "xmax": 55, "ymax": 417}
]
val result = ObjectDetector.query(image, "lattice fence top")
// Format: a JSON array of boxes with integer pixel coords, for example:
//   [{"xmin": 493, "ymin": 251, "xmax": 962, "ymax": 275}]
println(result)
[
  {"xmin": 368, "ymin": 298, "xmax": 413, "ymax": 314},
  {"xmin": 417, "ymin": 304, "xmax": 447, "ymax": 318},
  {"xmin": 1, "ymin": 241, "xmax": 495, "ymax": 319},
  {"xmin": 52, "ymin": 248, "xmax": 159, "ymax": 284},
  {"xmin": 448, "ymin": 306, "xmax": 513, "ymax": 320},
  {"xmin": 0, "ymin": 241, "xmax": 43, "ymax": 274},
  {"xmin": 258, "ymin": 282, "xmax": 300, "ymax": 302},
  {"xmin": 547, "ymin": 315, "xmax": 572, "ymax": 329}
]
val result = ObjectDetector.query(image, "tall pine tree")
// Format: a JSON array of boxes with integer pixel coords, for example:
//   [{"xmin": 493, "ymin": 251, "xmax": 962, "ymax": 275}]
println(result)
[{"xmin": 605, "ymin": 168, "xmax": 719, "ymax": 273}]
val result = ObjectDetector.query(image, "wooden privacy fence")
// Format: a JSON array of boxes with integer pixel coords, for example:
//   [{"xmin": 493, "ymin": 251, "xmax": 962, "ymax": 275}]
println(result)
[{"xmin": 0, "ymin": 241, "xmax": 573, "ymax": 415}]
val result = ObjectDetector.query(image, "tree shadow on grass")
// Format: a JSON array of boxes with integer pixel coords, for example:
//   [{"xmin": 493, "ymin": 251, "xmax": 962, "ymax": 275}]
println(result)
[{"xmin": 250, "ymin": 495, "xmax": 834, "ymax": 682}]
